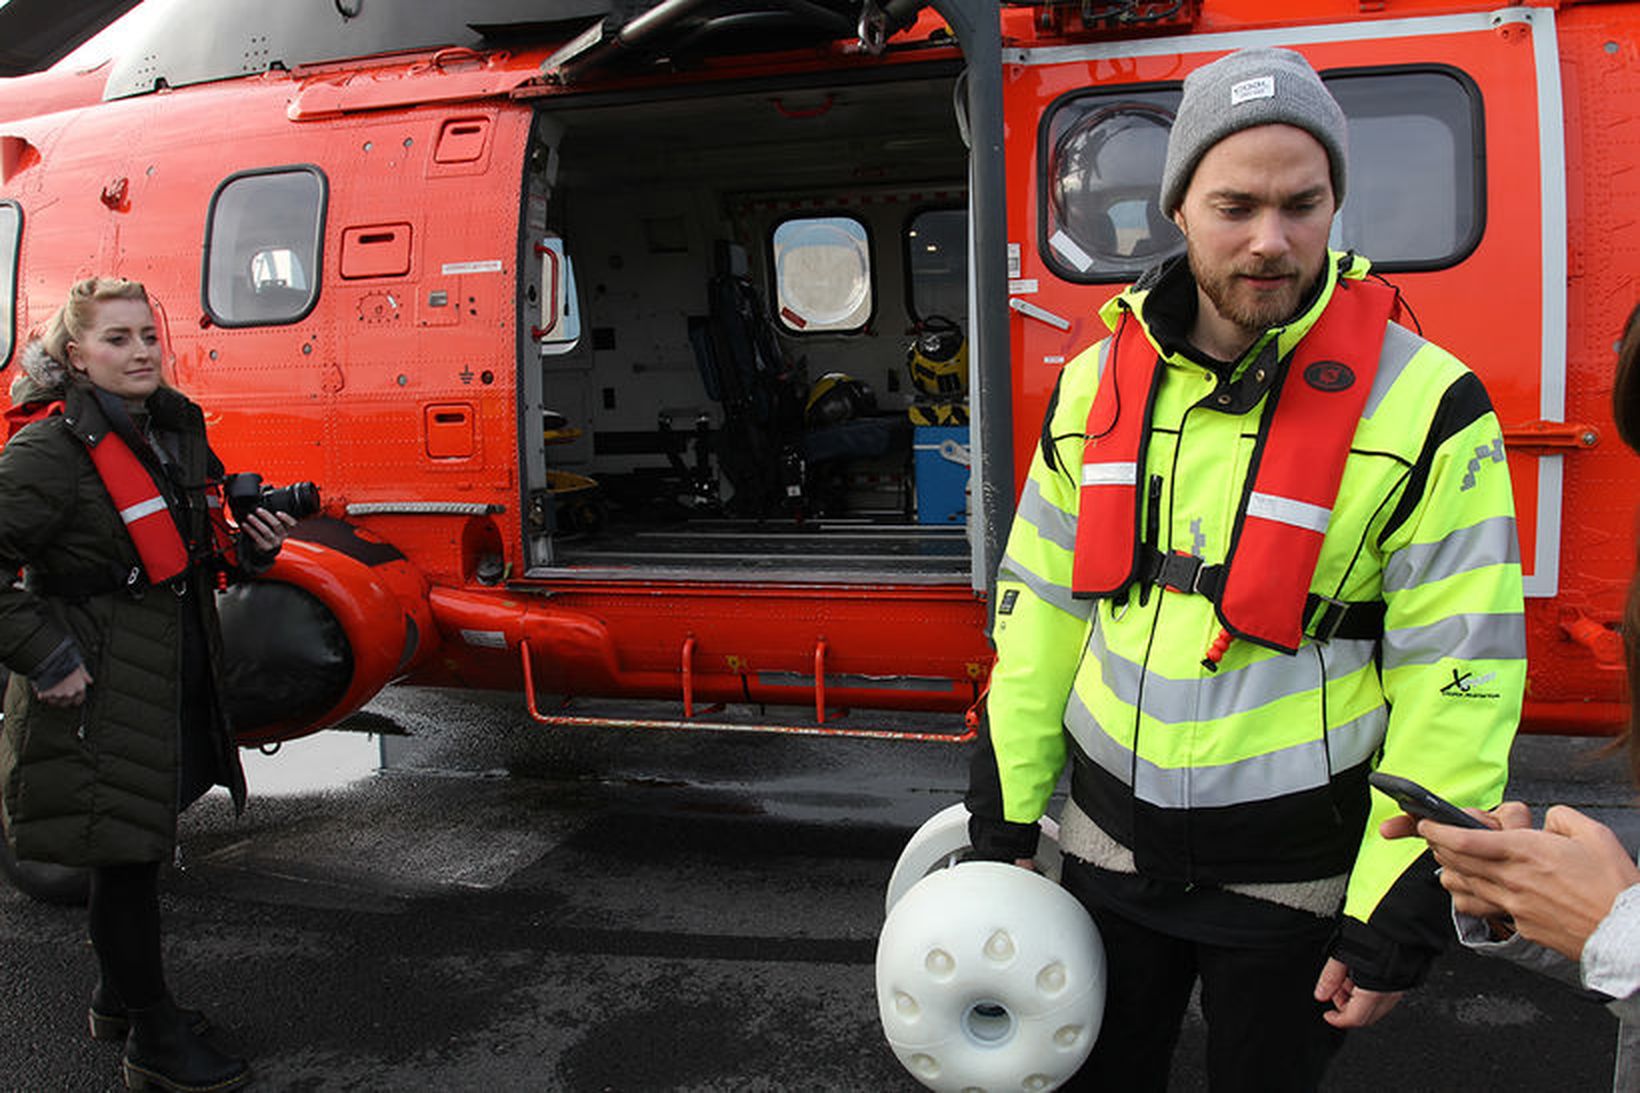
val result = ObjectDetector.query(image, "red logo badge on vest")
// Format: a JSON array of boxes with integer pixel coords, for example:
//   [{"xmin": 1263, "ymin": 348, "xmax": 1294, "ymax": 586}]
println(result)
[{"xmin": 1303, "ymin": 360, "xmax": 1355, "ymax": 392}]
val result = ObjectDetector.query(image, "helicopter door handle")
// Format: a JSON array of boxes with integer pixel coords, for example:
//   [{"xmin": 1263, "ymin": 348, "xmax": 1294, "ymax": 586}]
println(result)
[
  {"xmin": 1008, "ymin": 296, "xmax": 1071, "ymax": 331},
  {"xmin": 1501, "ymin": 420, "xmax": 1601, "ymax": 452},
  {"xmin": 532, "ymin": 240, "xmax": 561, "ymax": 340}
]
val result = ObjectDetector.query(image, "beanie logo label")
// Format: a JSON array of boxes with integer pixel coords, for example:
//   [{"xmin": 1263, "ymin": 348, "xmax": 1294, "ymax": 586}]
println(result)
[
  {"xmin": 1304, "ymin": 360, "xmax": 1355, "ymax": 392},
  {"xmin": 1230, "ymin": 75, "xmax": 1275, "ymax": 105}
]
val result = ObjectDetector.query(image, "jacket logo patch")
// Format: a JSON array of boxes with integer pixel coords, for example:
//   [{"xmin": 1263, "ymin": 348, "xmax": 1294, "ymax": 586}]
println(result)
[
  {"xmin": 1440, "ymin": 667, "xmax": 1499, "ymax": 699},
  {"xmin": 1303, "ymin": 360, "xmax": 1355, "ymax": 392},
  {"xmin": 998, "ymin": 588, "xmax": 1020, "ymax": 616},
  {"xmin": 1460, "ymin": 437, "xmax": 1506, "ymax": 492}
]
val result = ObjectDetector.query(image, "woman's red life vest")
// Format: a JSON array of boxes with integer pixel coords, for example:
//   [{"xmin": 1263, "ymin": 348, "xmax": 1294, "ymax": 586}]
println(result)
[
  {"xmin": 6, "ymin": 398, "xmax": 224, "ymax": 586},
  {"xmin": 1070, "ymin": 278, "xmax": 1400, "ymax": 654},
  {"xmin": 85, "ymin": 424, "xmax": 192, "ymax": 585}
]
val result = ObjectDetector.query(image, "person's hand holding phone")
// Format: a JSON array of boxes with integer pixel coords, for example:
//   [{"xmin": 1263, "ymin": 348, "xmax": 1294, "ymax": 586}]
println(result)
[
  {"xmin": 1374, "ymin": 774, "xmax": 1518, "ymax": 927},
  {"xmin": 1383, "ymin": 793, "xmax": 1640, "ymax": 959},
  {"xmin": 1378, "ymin": 797, "xmax": 1522, "ymax": 841},
  {"xmin": 1387, "ymin": 801, "xmax": 1529, "ymax": 927},
  {"xmin": 1424, "ymin": 806, "xmax": 1639, "ymax": 960}
]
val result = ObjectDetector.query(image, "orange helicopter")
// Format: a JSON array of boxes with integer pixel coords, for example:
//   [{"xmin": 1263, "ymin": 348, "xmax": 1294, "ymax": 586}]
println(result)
[{"xmin": 0, "ymin": 0, "xmax": 1629, "ymax": 755}]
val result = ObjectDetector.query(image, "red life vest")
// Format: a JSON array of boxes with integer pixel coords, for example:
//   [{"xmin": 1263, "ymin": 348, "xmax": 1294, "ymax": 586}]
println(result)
[
  {"xmin": 1070, "ymin": 278, "xmax": 1399, "ymax": 654},
  {"xmin": 6, "ymin": 398, "xmax": 218, "ymax": 586}
]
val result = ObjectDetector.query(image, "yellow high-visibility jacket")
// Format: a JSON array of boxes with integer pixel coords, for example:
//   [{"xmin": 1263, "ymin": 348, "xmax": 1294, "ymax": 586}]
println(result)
[{"xmin": 974, "ymin": 251, "xmax": 1523, "ymax": 987}]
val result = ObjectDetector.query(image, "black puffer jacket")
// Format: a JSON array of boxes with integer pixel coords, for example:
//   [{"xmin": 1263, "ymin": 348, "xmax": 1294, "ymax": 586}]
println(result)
[{"xmin": 0, "ymin": 346, "xmax": 260, "ymax": 866}]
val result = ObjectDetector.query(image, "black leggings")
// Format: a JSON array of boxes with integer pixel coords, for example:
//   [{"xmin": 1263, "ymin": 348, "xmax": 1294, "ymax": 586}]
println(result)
[{"xmin": 88, "ymin": 861, "xmax": 167, "ymax": 1009}]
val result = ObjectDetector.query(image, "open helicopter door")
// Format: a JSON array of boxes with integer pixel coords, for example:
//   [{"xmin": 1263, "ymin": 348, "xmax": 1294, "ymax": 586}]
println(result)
[
  {"xmin": 1003, "ymin": 10, "xmax": 1568, "ymax": 597},
  {"xmin": 518, "ymin": 114, "xmax": 590, "ymax": 569}
]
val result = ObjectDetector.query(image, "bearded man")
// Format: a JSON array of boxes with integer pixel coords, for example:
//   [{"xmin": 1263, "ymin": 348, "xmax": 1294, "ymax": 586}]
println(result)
[{"xmin": 966, "ymin": 47, "xmax": 1524, "ymax": 1091}]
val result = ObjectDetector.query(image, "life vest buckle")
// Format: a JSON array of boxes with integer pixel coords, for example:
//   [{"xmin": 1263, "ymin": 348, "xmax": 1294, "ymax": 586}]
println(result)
[
  {"xmin": 1306, "ymin": 595, "xmax": 1354, "ymax": 644},
  {"xmin": 1156, "ymin": 552, "xmax": 1206, "ymax": 595},
  {"xmin": 1139, "ymin": 547, "xmax": 1222, "ymax": 598}
]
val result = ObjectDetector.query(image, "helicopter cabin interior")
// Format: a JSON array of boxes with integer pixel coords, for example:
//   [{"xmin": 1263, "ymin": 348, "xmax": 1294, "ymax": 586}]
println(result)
[{"xmin": 519, "ymin": 64, "xmax": 973, "ymax": 582}]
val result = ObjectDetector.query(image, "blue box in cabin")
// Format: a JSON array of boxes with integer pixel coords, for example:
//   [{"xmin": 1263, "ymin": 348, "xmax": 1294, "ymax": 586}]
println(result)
[{"xmin": 913, "ymin": 425, "xmax": 970, "ymax": 525}]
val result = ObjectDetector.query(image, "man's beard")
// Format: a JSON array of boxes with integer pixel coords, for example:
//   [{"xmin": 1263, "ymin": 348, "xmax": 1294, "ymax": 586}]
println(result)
[{"xmin": 1188, "ymin": 247, "xmax": 1317, "ymax": 337}]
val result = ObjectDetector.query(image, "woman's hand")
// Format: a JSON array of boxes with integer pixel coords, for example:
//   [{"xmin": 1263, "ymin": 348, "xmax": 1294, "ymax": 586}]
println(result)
[
  {"xmin": 239, "ymin": 508, "xmax": 299, "ymax": 553},
  {"xmin": 35, "ymin": 664, "xmax": 91, "ymax": 707},
  {"xmin": 1380, "ymin": 801, "xmax": 1527, "ymax": 923},
  {"xmin": 1419, "ymin": 806, "xmax": 1640, "ymax": 961}
]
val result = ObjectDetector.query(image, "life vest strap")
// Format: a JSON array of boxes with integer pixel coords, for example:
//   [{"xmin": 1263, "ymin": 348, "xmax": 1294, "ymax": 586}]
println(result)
[
  {"xmin": 32, "ymin": 563, "xmax": 151, "ymax": 602},
  {"xmin": 1304, "ymin": 594, "xmax": 1385, "ymax": 643},
  {"xmin": 1134, "ymin": 545, "xmax": 1384, "ymax": 643}
]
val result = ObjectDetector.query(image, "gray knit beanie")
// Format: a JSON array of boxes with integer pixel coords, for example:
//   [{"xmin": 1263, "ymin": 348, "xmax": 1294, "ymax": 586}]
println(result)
[{"xmin": 1159, "ymin": 47, "xmax": 1347, "ymax": 217}]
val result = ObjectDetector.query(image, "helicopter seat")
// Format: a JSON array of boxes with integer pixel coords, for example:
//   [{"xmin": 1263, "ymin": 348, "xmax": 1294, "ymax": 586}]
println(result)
[{"xmin": 689, "ymin": 241, "xmax": 805, "ymax": 516}]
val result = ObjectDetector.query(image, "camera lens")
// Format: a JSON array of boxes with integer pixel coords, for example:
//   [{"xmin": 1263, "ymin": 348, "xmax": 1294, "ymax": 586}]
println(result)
[
  {"xmin": 260, "ymin": 482, "xmax": 322, "ymax": 521},
  {"xmin": 224, "ymin": 475, "xmax": 321, "ymax": 522}
]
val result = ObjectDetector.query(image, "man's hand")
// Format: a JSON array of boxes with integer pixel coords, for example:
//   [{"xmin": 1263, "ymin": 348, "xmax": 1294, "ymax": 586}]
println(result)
[
  {"xmin": 1418, "ymin": 805, "xmax": 1640, "ymax": 961},
  {"xmin": 1313, "ymin": 957, "xmax": 1404, "ymax": 1028}
]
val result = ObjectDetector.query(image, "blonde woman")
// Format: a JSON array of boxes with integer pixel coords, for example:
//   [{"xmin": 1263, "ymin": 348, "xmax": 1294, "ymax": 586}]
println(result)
[{"xmin": 0, "ymin": 278, "xmax": 294, "ymax": 1091}]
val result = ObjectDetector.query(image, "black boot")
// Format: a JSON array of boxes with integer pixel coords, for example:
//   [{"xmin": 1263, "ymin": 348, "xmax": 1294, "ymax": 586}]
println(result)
[
  {"xmin": 122, "ymin": 995, "xmax": 250, "ymax": 1092},
  {"xmin": 89, "ymin": 980, "xmax": 210, "ymax": 1042}
]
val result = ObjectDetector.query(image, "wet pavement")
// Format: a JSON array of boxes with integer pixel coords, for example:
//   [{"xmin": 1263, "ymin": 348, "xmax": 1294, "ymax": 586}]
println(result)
[{"xmin": 0, "ymin": 685, "xmax": 1632, "ymax": 1091}]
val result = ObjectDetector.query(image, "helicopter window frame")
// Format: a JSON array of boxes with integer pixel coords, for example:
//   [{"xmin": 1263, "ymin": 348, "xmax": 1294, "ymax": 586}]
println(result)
[
  {"xmin": 768, "ymin": 212, "xmax": 875, "ymax": 336},
  {"xmin": 202, "ymin": 165, "xmax": 328, "ymax": 328},
  {"xmin": 0, "ymin": 201, "xmax": 19, "ymax": 368},
  {"xmin": 1321, "ymin": 64, "xmax": 1486, "ymax": 273},
  {"xmin": 904, "ymin": 204, "xmax": 968, "ymax": 328},
  {"xmin": 1037, "ymin": 65, "xmax": 1485, "ymax": 283}
]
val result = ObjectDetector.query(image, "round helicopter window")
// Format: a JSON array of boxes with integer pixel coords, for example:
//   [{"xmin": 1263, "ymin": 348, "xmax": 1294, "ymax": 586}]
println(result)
[
  {"xmin": 1045, "ymin": 97, "xmax": 1184, "ymax": 280},
  {"xmin": 773, "ymin": 216, "xmax": 872, "ymax": 332}
]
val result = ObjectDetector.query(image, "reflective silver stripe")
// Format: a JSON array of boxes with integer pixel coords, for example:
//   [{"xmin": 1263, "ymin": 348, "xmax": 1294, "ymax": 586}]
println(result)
[
  {"xmin": 999, "ymin": 555, "xmax": 1090, "ymax": 620},
  {"xmin": 1383, "ymin": 516, "xmax": 1521, "ymax": 594},
  {"xmin": 1016, "ymin": 478, "xmax": 1077, "ymax": 553},
  {"xmin": 205, "ymin": 495, "xmax": 222, "ymax": 509},
  {"xmin": 1246, "ymin": 491, "xmax": 1331, "ymax": 533},
  {"xmin": 1065, "ymin": 691, "xmax": 1388, "ymax": 807},
  {"xmin": 1382, "ymin": 612, "xmax": 1527, "ymax": 669},
  {"xmin": 119, "ymin": 496, "xmax": 167, "ymax": 525},
  {"xmin": 1095, "ymin": 339, "xmax": 1110, "ymax": 382},
  {"xmin": 1362, "ymin": 322, "xmax": 1424, "ymax": 420},
  {"xmin": 1082, "ymin": 462, "xmax": 1137, "ymax": 487},
  {"xmin": 1086, "ymin": 623, "xmax": 1379, "ymax": 725}
]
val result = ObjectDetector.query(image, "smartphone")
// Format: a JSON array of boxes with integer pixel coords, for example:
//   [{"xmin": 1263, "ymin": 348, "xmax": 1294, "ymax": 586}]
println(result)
[{"xmin": 1368, "ymin": 771, "xmax": 1490, "ymax": 829}]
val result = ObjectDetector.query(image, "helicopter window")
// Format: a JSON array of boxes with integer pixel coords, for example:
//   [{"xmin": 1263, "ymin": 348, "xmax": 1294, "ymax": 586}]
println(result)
[
  {"xmin": 770, "ymin": 215, "xmax": 873, "ymax": 334},
  {"xmin": 1324, "ymin": 66, "xmax": 1483, "ymax": 272},
  {"xmin": 905, "ymin": 207, "xmax": 968, "ymax": 325},
  {"xmin": 0, "ymin": 202, "xmax": 17, "ymax": 367},
  {"xmin": 1040, "ymin": 66, "xmax": 1482, "ymax": 282},
  {"xmin": 1041, "ymin": 88, "xmax": 1184, "ymax": 283},
  {"xmin": 203, "ymin": 166, "xmax": 327, "ymax": 327}
]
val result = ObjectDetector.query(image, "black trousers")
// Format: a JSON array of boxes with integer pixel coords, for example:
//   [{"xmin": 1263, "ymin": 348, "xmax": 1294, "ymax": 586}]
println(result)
[
  {"xmin": 1062, "ymin": 866, "xmax": 1347, "ymax": 1093},
  {"xmin": 88, "ymin": 861, "xmax": 167, "ymax": 1009}
]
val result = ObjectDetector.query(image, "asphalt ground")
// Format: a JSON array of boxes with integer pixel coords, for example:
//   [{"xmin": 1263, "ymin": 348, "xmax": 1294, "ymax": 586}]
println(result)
[{"xmin": 0, "ymin": 685, "xmax": 1632, "ymax": 1091}]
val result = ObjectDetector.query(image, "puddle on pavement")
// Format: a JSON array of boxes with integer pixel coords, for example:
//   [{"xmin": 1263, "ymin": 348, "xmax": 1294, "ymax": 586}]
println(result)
[
  {"xmin": 217, "ymin": 708, "xmax": 418, "ymax": 797},
  {"xmin": 232, "ymin": 729, "xmax": 387, "ymax": 797}
]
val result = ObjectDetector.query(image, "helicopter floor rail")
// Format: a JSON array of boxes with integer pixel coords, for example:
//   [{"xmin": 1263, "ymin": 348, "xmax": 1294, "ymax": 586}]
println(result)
[{"xmin": 519, "ymin": 639, "xmax": 980, "ymax": 743}]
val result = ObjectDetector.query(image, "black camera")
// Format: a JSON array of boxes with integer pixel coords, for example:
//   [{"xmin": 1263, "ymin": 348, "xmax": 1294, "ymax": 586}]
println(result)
[{"xmin": 224, "ymin": 473, "xmax": 322, "ymax": 523}]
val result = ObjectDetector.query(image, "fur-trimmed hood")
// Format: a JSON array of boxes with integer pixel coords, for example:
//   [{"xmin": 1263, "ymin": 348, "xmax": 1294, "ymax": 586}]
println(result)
[{"xmin": 9, "ymin": 339, "xmax": 68, "ymax": 406}]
